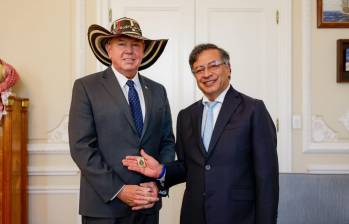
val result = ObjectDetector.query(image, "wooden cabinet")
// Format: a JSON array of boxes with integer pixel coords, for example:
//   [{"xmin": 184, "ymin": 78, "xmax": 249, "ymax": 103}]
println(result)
[{"xmin": 0, "ymin": 96, "xmax": 29, "ymax": 224}]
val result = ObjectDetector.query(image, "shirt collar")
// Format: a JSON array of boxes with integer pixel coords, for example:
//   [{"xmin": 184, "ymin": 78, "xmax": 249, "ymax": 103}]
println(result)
[
  {"xmin": 202, "ymin": 84, "xmax": 230, "ymax": 105},
  {"xmin": 111, "ymin": 65, "xmax": 141, "ymax": 89}
]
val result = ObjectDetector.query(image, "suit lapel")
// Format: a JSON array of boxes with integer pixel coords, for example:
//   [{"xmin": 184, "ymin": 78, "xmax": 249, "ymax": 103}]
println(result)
[
  {"xmin": 191, "ymin": 101, "xmax": 207, "ymax": 157},
  {"xmin": 207, "ymin": 87, "xmax": 241, "ymax": 156},
  {"xmin": 139, "ymin": 74, "xmax": 152, "ymax": 140},
  {"xmin": 100, "ymin": 67, "xmax": 138, "ymax": 135}
]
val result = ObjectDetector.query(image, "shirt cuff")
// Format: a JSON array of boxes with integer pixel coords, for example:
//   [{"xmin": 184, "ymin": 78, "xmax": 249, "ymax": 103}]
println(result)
[
  {"xmin": 110, "ymin": 185, "xmax": 125, "ymax": 201},
  {"xmin": 156, "ymin": 166, "xmax": 166, "ymax": 187}
]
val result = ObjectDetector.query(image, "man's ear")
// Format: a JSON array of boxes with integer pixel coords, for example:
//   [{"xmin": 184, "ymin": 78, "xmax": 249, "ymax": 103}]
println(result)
[
  {"xmin": 105, "ymin": 43, "xmax": 112, "ymax": 59},
  {"xmin": 141, "ymin": 40, "xmax": 146, "ymax": 53}
]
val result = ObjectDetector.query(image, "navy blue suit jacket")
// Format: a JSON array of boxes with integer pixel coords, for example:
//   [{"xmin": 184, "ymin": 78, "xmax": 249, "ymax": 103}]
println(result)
[{"xmin": 165, "ymin": 86, "xmax": 279, "ymax": 224}]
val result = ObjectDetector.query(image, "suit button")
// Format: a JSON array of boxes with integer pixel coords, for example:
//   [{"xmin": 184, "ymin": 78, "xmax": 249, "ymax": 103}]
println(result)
[
  {"xmin": 202, "ymin": 192, "xmax": 206, "ymax": 197},
  {"xmin": 205, "ymin": 164, "xmax": 211, "ymax": 170}
]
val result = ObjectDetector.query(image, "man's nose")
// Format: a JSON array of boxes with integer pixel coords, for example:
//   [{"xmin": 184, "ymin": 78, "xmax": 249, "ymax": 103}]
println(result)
[
  {"xmin": 202, "ymin": 68, "xmax": 212, "ymax": 78},
  {"xmin": 124, "ymin": 44, "xmax": 133, "ymax": 53}
]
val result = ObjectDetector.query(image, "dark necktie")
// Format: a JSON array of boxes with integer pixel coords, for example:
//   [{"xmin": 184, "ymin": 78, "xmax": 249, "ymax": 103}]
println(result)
[{"xmin": 126, "ymin": 80, "xmax": 143, "ymax": 137}]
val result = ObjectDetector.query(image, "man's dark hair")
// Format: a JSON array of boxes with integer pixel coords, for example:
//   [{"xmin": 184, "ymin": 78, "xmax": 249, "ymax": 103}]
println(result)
[{"xmin": 189, "ymin": 43, "xmax": 230, "ymax": 71}]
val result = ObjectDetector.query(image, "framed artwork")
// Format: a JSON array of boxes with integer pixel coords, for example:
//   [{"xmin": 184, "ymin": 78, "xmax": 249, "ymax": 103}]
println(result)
[
  {"xmin": 317, "ymin": 0, "xmax": 349, "ymax": 28},
  {"xmin": 337, "ymin": 39, "xmax": 349, "ymax": 82}
]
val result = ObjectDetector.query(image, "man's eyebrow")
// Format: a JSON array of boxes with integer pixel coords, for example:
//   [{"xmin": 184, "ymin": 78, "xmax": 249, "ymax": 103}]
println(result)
[{"xmin": 195, "ymin": 60, "xmax": 217, "ymax": 67}]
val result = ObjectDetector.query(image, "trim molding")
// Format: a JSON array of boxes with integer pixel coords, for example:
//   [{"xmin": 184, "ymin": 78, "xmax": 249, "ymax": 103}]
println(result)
[
  {"xmin": 277, "ymin": 0, "xmax": 293, "ymax": 172},
  {"xmin": 28, "ymin": 185, "xmax": 79, "ymax": 194},
  {"xmin": 74, "ymin": 0, "xmax": 86, "ymax": 80},
  {"xmin": 28, "ymin": 184, "xmax": 81, "ymax": 224},
  {"xmin": 28, "ymin": 143, "xmax": 70, "ymax": 154},
  {"xmin": 28, "ymin": 167, "xmax": 79, "ymax": 176},
  {"xmin": 96, "ymin": 0, "xmax": 109, "ymax": 72},
  {"xmin": 302, "ymin": 0, "xmax": 349, "ymax": 153},
  {"xmin": 307, "ymin": 165, "xmax": 349, "ymax": 174},
  {"xmin": 28, "ymin": 185, "xmax": 81, "ymax": 224}
]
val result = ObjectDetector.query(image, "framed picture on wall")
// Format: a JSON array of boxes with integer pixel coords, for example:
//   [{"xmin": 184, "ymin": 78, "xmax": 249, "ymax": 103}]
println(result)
[
  {"xmin": 317, "ymin": 0, "xmax": 349, "ymax": 28},
  {"xmin": 337, "ymin": 39, "xmax": 349, "ymax": 82}
]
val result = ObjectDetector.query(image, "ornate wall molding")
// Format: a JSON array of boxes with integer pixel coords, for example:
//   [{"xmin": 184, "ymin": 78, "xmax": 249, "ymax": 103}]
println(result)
[
  {"xmin": 312, "ymin": 115, "xmax": 338, "ymax": 142},
  {"xmin": 339, "ymin": 110, "xmax": 349, "ymax": 132},
  {"xmin": 47, "ymin": 115, "xmax": 69, "ymax": 143},
  {"xmin": 302, "ymin": 0, "xmax": 349, "ymax": 153}
]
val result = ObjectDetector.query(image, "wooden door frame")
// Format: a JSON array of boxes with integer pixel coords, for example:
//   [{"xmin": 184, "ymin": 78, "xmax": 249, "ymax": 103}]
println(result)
[{"xmin": 277, "ymin": 0, "xmax": 292, "ymax": 172}]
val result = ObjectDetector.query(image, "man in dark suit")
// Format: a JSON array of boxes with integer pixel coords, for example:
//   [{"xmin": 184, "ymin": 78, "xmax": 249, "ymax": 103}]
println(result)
[
  {"xmin": 122, "ymin": 43, "xmax": 279, "ymax": 224},
  {"xmin": 68, "ymin": 17, "xmax": 175, "ymax": 224}
]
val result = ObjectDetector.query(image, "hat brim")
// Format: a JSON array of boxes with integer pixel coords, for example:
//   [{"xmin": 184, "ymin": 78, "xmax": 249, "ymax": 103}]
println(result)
[{"xmin": 88, "ymin": 24, "xmax": 168, "ymax": 71}]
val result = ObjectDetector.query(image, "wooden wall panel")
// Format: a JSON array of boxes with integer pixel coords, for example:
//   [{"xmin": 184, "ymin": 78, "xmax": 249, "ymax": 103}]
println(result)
[{"xmin": 0, "ymin": 96, "xmax": 29, "ymax": 224}]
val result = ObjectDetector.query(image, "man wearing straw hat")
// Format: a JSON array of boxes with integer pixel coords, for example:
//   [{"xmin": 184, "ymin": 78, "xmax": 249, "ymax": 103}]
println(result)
[{"xmin": 69, "ymin": 17, "xmax": 175, "ymax": 224}]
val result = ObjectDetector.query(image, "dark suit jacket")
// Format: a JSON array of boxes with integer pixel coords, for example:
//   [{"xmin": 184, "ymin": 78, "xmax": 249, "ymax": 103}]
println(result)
[
  {"xmin": 68, "ymin": 67, "xmax": 175, "ymax": 218},
  {"xmin": 165, "ymin": 86, "xmax": 279, "ymax": 224}
]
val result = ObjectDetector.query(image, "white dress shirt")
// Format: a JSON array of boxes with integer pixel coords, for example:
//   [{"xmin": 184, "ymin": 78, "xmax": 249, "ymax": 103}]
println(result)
[
  {"xmin": 110, "ymin": 65, "xmax": 146, "ymax": 200},
  {"xmin": 112, "ymin": 65, "xmax": 146, "ymax": 121},
  {"xmin": 201, "ymin": 84, "xmax": 230, "ymax": 137},
  {"xmin": 159, "ymin": 85, "xmax": 231, "ymax": 189}
]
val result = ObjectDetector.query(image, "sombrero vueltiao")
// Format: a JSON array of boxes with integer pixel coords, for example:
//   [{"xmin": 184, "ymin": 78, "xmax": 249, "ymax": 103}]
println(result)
[{"xmin": 88, "ymin": 17, "xmax": 168, "ymax": 70}]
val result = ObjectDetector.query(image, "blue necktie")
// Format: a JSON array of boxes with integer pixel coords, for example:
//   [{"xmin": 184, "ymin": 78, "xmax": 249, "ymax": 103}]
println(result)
[
  {"xmin": 202, "ymin": 101, "xmax": 218, "ymax": 151},
  {"xmin": 126, "ymin": 80, "xmax": 143, "ymax": 137}
]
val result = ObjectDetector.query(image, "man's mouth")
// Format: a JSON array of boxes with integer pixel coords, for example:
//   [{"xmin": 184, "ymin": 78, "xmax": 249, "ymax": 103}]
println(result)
[
  {"xmin": 123, "ymin": 58, "xmax": 135, "ymax": 62},
  {"xmin": 203, "ymin": 79, "xmax": 217, "ymax": 86}
]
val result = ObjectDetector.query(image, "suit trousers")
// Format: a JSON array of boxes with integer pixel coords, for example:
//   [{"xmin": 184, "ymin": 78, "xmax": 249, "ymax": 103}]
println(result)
[{"xmin": 81, "ymin": 212, "xmax": 159, "ymax": 224}]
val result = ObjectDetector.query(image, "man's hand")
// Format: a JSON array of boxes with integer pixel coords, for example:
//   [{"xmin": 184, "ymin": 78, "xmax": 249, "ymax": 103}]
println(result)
[
  {"xmin": 117, "ymin": 183, "xmax": 159, "ymax": 208},
  {"xmin": 131, "ymin": 182, "xmax": 159, "ymax": 210},
  {"xmin": 122, "ymin": 149, "xmax": 163, "ymax": 178}
]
